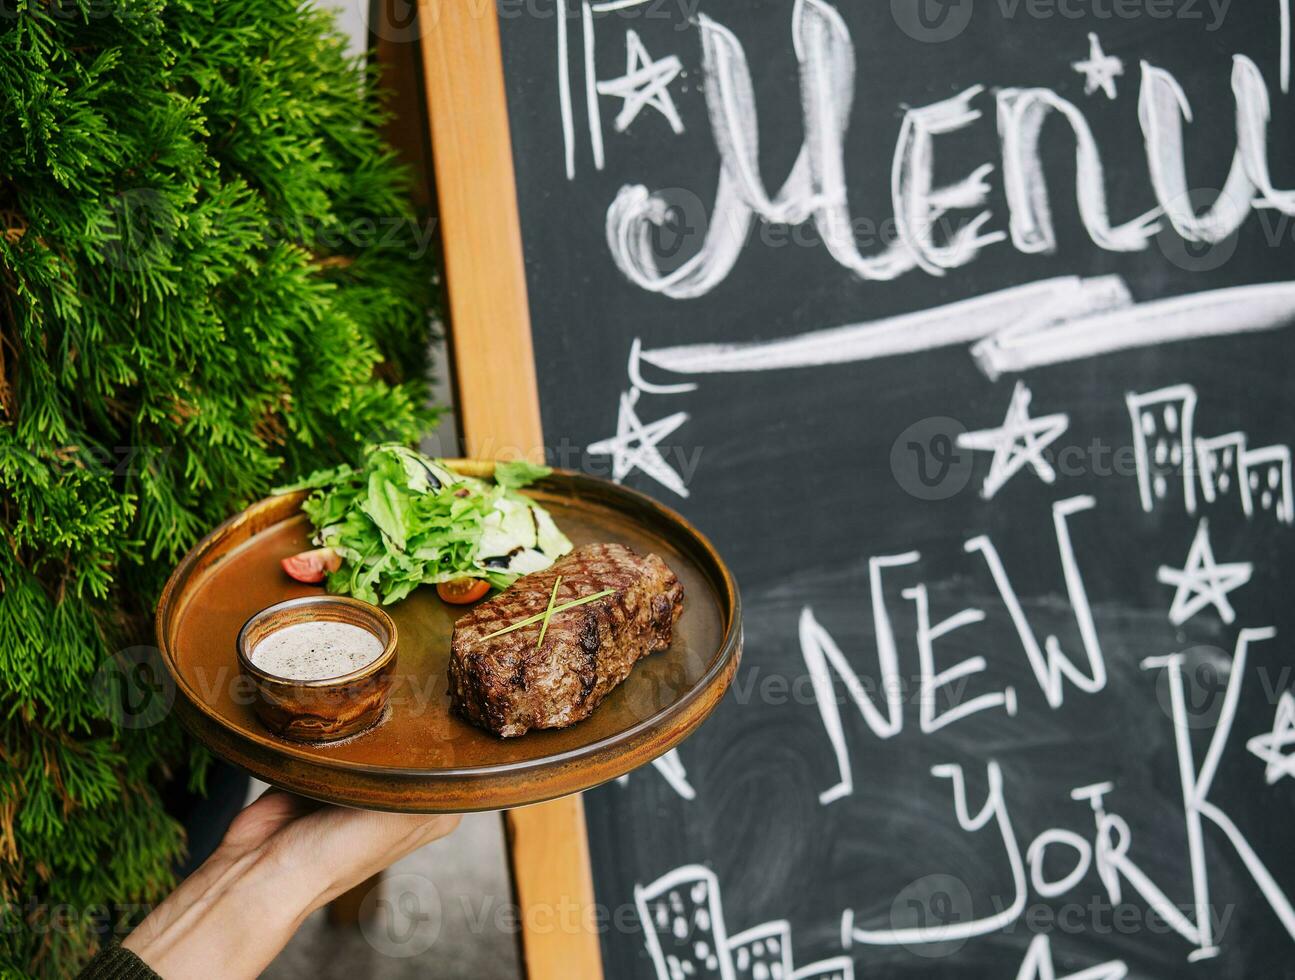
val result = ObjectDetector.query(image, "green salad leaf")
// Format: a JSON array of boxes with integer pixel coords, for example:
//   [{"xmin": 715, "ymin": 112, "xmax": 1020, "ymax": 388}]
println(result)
[
  {"xmin": 494, "ymin": 459, "xmax": 553, "ymax": 489},
  {"xmin": 275, "ymin": 447, "xmax": 572, "ymax": 604}
]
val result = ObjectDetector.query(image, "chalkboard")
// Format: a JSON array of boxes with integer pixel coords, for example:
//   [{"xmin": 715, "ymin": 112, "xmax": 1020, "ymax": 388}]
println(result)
[{"xmin": 495, "ymin": 1, "xmax": 1295, "ymax": 977}]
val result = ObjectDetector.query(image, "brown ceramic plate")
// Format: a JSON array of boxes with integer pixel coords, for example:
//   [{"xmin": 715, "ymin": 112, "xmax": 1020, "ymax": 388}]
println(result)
[{"xmin": 155, "ymin": 461, "xmax": 741, "ymax": 812}]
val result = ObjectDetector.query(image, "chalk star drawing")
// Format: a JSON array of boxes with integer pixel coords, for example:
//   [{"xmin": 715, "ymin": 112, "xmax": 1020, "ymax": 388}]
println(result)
[
  {"xmin": 956, "ymin": 381, "xmax": 1070, "ymax": 499},
  {"xmin": 587, "ymin": 388, "xmax": 690, "ymax": 497},
  {"xmin": 1072, "ymin": 33, "xmax": 1124, "ymax": 100},
  {"xmin": 1247, "ymin": 692, "xmax": 1295, "ymax": 784},
  {"xmin": 595, "ymin": 29, "xmax": 685, "ymax": 134},
  {"xmin": 1156, "ymin": 519, "xmax": 1252, "ymax": 626}
]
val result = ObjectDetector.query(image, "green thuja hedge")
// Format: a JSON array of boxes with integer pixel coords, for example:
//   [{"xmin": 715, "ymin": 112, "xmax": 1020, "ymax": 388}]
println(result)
[{"xmin": 0, "ymin": 1, "xmax": 438, "ymax": 972}]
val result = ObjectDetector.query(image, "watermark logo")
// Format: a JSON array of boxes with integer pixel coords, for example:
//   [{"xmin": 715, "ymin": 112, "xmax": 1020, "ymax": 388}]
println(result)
[
  {"xmin": 1149, "ymin": 644, "xmax": 1232, "ymax": 730},
  {"xmin": 1155, "ymin": 190, "xmax": 1242, "ymax": 273},
  {"xmin": 892, "ymin": 0, "xmax": 975, "ymax": 42},
  {"xmin": 888, "ymin": 873, "xmax": 975, "ymax": 957},
  {"xmin": 891, "ymin": 416, "xmax": 974, "ymax": 500},
  {"xmin": 92, "ymin": 646, "xmax": 175, "ymax": 729},
  {"xmin": 360, "ymin": 873, "xmax": 444, "ymax": 958},
  {"xmin": 635, "ymin": 187, "xmax": 711, "ymax": 271},
  {"xmin": 102, "ymin": 189, "xmax": 175, "ymax": 273},
  {"xmin": 366, "ymin": 0, "xmax": 422, "ymax": 42}
]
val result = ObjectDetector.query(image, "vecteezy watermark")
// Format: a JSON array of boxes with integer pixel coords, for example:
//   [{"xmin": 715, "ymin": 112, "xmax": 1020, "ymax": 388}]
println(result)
[
  {"xmin": 1, "ymin": 900, "xmax": 153, "ymax": 938},
  {"xmin": 102, "ymin": 189, "xmax": 176, "ymax": 273},
  {"xmin": 88, "ymin": 659, "xmax": 454, "ymax": 733},
  {"xmin": 92, "ymin": 646, "xmax": 176, "ymax": 730},
  {"xmin": 181, "ymin": 665, "xmax": 446, "ymax": 716},
  {"xmin": 994, "ymin": 894, "xmax": 1237, "ymax": 941},
  {"xmin": 888, "ymin": 873, "xmax": 975, "ymax": 957},
  {"xmin": 893, "ymin": 0, "xmax": 1232, "ymax": 42},
  {"xmin": 360, "ymin": 873, "xmax": 444, "ymax": 958},
  {"xmin": 48, "ymin": 444, "xmax": 174, "ymax": 479},
  {"xmin": 727, "ymin": 665, "xmax": 994, "ymax": 713},
  {"xmin": 1146, "ymin": 644, "xmax": 1231, "ymax": 730},
  {"xmin": 892, "ymin": 0, "xmax": 976, "ymax": 43},
  {"xmin": 463, "ymin": 436, "xmax": 706, "ymax": 496},
  {"xmin": 633, "ymin": 186, "xmax": 712, "ymax": 268},
  {"xmin": 890, "ymin": 417, "xmax": 1209, "ymax": 502},
  {"xmin": 869, "ymin": 876, "xmax": 1238, "ymax": 961},
  {"xmin": 101, "ymin": 198, "xmax": 439, "ymax": 271},
  {"xmin": 365, "ymin": 0, "xmax": 421, "ymax": 43},
  {"xmin": 0, "ymin": 0, "xmax": 153, "ymax": 24},
  {"xmin": 263, "ymin": 212, "xmax": 439, "ymax": 261},
  {"xmin": 1155, "ymin": 189, "xmax": 1242, "ymax": 273},
  {"xmin": 891, "ymin": 417, "xmax": 974, "ymax": 501},
  {"xmin": 997, "ymin": 0, "xmax": 1231, "ymax": 28},
  {"xmin": 357, "ymin": 875, "xmax": 650, "ymax": 958}
]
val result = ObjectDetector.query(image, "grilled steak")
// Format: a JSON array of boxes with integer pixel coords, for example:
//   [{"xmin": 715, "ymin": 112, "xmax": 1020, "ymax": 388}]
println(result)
[{"xmin": 448, "ymin": 543, "xmax": 684, "ymax": 737}]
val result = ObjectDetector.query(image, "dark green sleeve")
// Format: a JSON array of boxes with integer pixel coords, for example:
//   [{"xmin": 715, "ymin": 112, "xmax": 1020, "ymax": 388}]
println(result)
[{"xmin": 76, "ymin": 943, "xmax": 162, "ymax": 980}]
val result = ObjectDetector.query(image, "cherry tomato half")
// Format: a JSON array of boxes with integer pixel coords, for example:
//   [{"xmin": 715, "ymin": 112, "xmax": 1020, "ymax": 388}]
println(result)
[
  {"xmin": 280, "ymin": 547, "xmax": 342, "ymax": 584},
  {"xmin": 437, "ymin": 578, "xmax": 491, "ymax": 605}
]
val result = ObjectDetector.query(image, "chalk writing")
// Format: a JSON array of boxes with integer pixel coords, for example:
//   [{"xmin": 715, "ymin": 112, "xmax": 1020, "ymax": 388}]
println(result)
[{"xmin": 534, "ymin": 2, "xmax": 1295, "ymax": 973}]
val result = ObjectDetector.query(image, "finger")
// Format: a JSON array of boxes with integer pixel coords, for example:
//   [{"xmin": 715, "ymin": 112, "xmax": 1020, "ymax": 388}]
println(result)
[
  {"xmin": 334, "ymin": 808, "xmax": 461, "ymax": 853},
  {"xmin": 222, "ymin": 789, "xmax": 324, "ymax": 851},
  {"xmin": 284, "ymin": 809, "xmax": 464, "ymax": 903}
]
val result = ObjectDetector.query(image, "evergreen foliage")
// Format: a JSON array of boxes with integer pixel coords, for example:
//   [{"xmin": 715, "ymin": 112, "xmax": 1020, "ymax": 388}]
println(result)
[{"xmin": 0, "ymin": 1, "xmax": 438, "ymax": 972}]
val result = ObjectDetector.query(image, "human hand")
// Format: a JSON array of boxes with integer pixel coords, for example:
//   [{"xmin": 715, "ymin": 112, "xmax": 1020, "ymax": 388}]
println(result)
[
  {"xmin": 220, "ymin": 790, "xmax": 461, "ymax": 910},
  {"xmin": 124, "ymin": 790, "xmax": 461, "ymax": 979}
]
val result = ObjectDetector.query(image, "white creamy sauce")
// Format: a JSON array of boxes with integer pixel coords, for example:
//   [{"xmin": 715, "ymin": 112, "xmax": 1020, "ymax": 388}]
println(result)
[{"xmin": 250, "ymin": 621, "xmax": 384, "ymax": 680}]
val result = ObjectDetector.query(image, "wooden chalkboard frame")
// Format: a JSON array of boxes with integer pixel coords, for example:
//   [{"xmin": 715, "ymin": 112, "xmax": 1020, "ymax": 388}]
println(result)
[{"xmin": 414, "ymin": 2, "xmax": 605, "ymax": 978}]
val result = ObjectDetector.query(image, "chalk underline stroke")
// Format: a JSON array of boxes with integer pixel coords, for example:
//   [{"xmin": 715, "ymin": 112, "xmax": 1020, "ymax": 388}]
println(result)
[{"xmin": 631, "ymin": 279, "xmax": 1295, "ymax": 382}]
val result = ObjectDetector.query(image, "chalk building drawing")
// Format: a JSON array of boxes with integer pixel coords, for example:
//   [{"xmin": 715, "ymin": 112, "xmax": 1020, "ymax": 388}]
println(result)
[
  {"xmin": 637, "ymin": 866, "xmax": 731, "ymax": 980},
  {"xmin": 1127, "ymin": 384, "xmax": 1198, "ymax": 515},
  {"xmin": 1196, "ymin": 431, "xmax": 1246, "ymax": 505},
  {"xmin": 1238, "ymin": 443, "xmax": 1294, "ymax": 523},
  {"xmin": 788, "ymin": 958, "xmax": 854, "ymax": 980},
  {"xmin": 1123, "ymin": 385, "xmax": 1294, "ymax": 524},
  {"xmin": 726, "ymin": 921, "xmax": 792, "ymax": 980},
  {"xmin": 636, "ymin": 866, "xmax": 856, "ymax": 980}
]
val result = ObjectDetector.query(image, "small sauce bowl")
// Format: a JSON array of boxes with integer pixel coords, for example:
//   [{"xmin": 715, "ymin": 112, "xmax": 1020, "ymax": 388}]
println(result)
[{"xmin": 236, "ymin": 595, "xmax": 397, "ymax": 743}]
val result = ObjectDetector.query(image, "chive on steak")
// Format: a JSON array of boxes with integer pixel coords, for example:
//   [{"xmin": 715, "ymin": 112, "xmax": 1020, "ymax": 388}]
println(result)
[{"xmin": 447, "ymin": 543, "xmax": 684, "ymax": 737}]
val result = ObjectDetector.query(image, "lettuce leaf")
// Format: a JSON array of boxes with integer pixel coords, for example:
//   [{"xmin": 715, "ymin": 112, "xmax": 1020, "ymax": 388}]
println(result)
[
  {"xmin": 288, "ymin": 446, "xmax": 570, "ymax": 604},
  {"xmin": 494, "ymin": 459, "xmax": 553, "ymax": 489}
]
